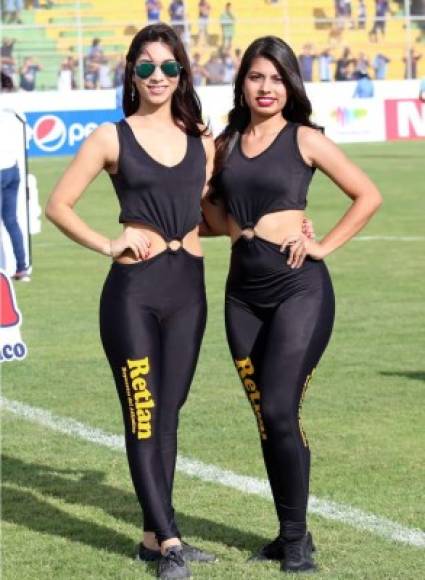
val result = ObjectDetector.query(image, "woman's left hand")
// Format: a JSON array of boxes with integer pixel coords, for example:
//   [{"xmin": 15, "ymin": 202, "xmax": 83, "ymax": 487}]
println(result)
[
  {"xmin": 280, "ymin": 233, "xmax": 309, "ymax": 269},
  {"xmin": 280, "ymin": 235, "xmax": 326, "ymax": 268}
]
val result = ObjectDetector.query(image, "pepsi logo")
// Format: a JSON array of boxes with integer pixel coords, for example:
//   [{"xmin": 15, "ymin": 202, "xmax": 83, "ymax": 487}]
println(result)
[{"xmin": 33, "ymin": 115, "xmax": 67, "ymax": 152}]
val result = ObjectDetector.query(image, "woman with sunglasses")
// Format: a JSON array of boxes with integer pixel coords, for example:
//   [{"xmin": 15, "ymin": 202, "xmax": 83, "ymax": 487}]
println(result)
[
  {"xmin": 202, "ymin": 36, "xmax": 382, "ymax": 573},
  {"xmin": 46, "ymin": 23, "xmax": 216, "ymax": 580}
]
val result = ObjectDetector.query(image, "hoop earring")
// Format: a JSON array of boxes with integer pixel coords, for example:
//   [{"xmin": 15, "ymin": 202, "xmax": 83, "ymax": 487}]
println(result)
[{"xmin": 131, "ymin": 84, "xmax": 136, "ymax": 101}]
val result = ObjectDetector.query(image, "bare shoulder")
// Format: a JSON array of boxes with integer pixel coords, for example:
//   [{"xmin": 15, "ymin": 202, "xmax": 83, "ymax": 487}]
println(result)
[
  {"xmin": 297, "ymin": 124, "xmax": 327, "ymax": 148},
  {"xmin": 297, "ymin": 125, "xmax": 340, "ymax": 166},
  {"xmin": 84, "ymin": 122, "xmax": 119, "ymax": 166},
  {"xmin": 89, "ymin": 122, "xmax": 118, "ymax": 145}
]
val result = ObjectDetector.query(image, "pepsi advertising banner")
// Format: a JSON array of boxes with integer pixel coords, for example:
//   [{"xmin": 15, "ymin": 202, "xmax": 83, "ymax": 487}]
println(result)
[{"xmin": 26, "ymin": 109, "xmax": 123, "ymax": 157}]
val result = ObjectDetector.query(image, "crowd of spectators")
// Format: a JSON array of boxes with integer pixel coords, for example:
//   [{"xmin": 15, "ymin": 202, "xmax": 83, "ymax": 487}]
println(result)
[
  {"xmin": 1, "ymin": 0, "xmax": 53, "ymax": 24},
  {"xmin": 1, "ymin": 0, "xmax": 423, "ymax": 90},
  {"xmin": 298, "ymin": 43, "xmax": 423, "ymax": 83}
]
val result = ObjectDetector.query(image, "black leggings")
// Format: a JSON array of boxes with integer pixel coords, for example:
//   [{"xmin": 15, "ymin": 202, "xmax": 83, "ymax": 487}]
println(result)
[
  {"xmin": 225, "ymin": 236, "xmax": 335, "ymax": 540},
  {"xmin": 99, "ymin": 249, "xmax": 207, "ymax": 543}
]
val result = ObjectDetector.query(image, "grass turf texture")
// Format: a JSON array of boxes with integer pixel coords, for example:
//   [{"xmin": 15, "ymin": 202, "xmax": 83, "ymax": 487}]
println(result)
[{"xmin": 2, "ymin": 141, "xmax": 424, "ymax": 579}]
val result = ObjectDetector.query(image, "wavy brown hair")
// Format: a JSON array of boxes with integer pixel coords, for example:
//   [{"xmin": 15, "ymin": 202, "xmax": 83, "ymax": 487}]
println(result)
[
  {"xmin": 213, "ymin": 36, "xmax": 319, "ymax": 179},
  {"xmin": 123, "ymin": 23, "xmax": 207, "ymax": 137}
]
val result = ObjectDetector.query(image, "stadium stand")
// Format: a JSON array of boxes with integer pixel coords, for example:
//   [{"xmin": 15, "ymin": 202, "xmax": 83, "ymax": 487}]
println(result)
[{"xmin": 1, "ymin": 0, "xmax": 423, "ymax": 89}]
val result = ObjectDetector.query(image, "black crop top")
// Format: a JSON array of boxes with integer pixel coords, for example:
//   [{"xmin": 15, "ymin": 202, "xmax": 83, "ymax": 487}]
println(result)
[
  {"xmin": 216, "ymin": 122, "xmax": 315, "ymax": 229},
  {"xmin": 110, "ymin": 119, "xmax": 206, "ymax": 241}
]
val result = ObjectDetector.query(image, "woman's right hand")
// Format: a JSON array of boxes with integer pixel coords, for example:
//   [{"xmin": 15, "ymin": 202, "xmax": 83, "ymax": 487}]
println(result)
[{"xmin": 110, "ymin": 227, "xmax": 151, "ymax": 260}]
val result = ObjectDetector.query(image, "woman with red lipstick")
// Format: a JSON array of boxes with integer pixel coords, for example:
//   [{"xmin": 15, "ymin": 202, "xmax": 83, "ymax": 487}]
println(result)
[
  {"xmin": 203, "ymin": 36, "xmax": 382, "ymax": 573},
  {"xmin": 46, "ymin": 24, "xmax": 217, "ymax": 580}
]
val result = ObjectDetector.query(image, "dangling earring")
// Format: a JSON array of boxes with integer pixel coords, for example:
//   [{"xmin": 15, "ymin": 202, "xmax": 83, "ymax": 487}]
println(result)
[
  {"xmin": 240, "ymin": 93, "xmax": 246, "ymax": 107},
  {"xmin": 131, "ymin": 84, "xmax": 136, "ymax": 102}
]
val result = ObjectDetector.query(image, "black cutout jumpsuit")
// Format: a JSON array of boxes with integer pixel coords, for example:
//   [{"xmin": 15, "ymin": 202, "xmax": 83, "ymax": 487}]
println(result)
[{"xmin": 99, "ymin": 120, "xmax": 207, "ymax": 543}]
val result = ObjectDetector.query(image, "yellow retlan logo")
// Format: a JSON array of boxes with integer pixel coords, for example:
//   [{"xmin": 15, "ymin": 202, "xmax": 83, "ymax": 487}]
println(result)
[
  {"xmin": 127, "ymin": 357, "xmax": 154, "ymax": 440},
  {"xmin": 235, "ymin": 357, "xmax": 267, "ymax": 440}
]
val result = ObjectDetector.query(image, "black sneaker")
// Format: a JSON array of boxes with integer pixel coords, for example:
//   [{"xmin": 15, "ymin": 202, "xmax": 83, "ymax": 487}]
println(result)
[
  {"xmin": 248, "ymin": 536, "xmax": 285, "ymax": 561},
  {"xmin": 136, "ymin": 541, "xmax": 217, "ymax": 563},
  {"xmin": 181, "ymin": 541, "xmax": 217, "ymax": 563},
  {"xmin": 281, "ymin": 534, "xmax": 317, "ymax": 573},
  {"xmin": 249, "ymin": 531, "xmax": 315, "ymax": 562},
  {"xmin": 136, "ymin": 543, "xmax": 161, "ymax": 562},
  {"xmin": 157, "ymin": 545, "xmax": 191, "ymax": 579}
]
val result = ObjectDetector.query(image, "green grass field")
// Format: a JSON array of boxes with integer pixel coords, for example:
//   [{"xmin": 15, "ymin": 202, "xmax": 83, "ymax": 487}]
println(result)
[{"xmin": 2, "ymin": 141, "xmax": 425, "ymax": 579}]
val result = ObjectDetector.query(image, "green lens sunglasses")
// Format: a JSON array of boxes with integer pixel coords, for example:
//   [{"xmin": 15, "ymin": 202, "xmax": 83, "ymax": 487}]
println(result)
[{"xmin": 134, "ymin": 60, "xmax": 183, "ymax": 79}]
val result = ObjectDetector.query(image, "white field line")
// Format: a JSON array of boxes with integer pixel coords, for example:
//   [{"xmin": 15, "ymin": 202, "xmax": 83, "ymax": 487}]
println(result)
[
  {"xmin": 352, "ymin": 236, "xmax": 425, "ymax": 242},
  {"xmin": 2, "ymin": 396, "xmax": 424, "ymax": 549}
]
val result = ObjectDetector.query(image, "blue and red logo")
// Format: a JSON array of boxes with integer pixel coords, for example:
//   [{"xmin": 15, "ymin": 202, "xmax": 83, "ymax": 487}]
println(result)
[
  {"xmin": 26, "ymin": 109, "xmax": 122, "ymax": 157},
  {"xmin": 32, "ymin": 115, "xmax": 67, "ymax": 152}
]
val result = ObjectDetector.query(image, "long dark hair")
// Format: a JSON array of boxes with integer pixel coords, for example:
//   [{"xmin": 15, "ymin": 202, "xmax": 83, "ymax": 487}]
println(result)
[
  {"xmin": 123, "ymin": 23, "xmax": 206, "ymax": 136},
  {"xmin": 214, "ymin": 36, "xmax": 318, "ymax": 175}
]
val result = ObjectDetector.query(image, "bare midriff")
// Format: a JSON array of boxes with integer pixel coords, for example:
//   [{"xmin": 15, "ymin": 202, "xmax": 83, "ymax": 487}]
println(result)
[
  {"xmin": 114, "ymin": 223, "xmax": 203, "ymax": 264},
  {"xmin": 228, "ymin": 210, "xmax": 305, "ymax": 245}
]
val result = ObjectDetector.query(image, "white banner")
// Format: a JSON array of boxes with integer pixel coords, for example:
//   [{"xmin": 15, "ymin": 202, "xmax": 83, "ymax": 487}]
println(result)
[{"xmin": 312, "ymin": 99, "xmax": 386, "ymax": 143}]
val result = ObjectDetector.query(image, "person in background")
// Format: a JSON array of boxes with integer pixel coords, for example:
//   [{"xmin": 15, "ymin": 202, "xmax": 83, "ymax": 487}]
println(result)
[
  {"xmin": 353, "ymin": 51, "xmax": 370, "ymax": 78},
  {"xmin": 353, "ymin": 71, "xmax": 374, "ymax": 97},
  {"xmin": 198, "ymin": 0, "xmax": 211, "ymax": 45},
  {"xmin": 84, "ymin": 38, "xmax": 106, "ymax": 89},
  {"xmin": 3, "ymin": 0, "xmax": 24, "ymax": 23},
  {"xmin": 334, "ymin": 46, "xmax": 352, "ymax": 80},
  {"xmin": 220, "ymin": 2, "xmax": 235, "ymax": 51},
  {"xmin": 1, "ymin": 38, "xmax": 17, "ymax": 84},
  {"xmin": 373, "ymin": 52, "xmax": 390, "ymax": 80},
  {"xmin": 369, "ymin": 0, "xmax": 390, "ymax": 42},
  {"xmin": 298, "ymin": 43, "xmax": 316, "ymax": 82},
  {"xmin": 357, "ymin": 0, "xmax": 367, "ymax": 29},
  {"xmin": 234, "ymin": 47, "xmax": 242, "ymax": 72},
  {"xmin": 87, "ymin": 38, "xmax": 104, "ymax": 63},
  {"xmin": 204, "ymin": 52, "xmax": 225, "ymax": 85},
  {"xmin": 84, "ymin": 58, "xmax": 99, "ymax": 89},
  {"xmin": 0, "ymin": 76, "xmax": 30, "ymax": 282},
  {"xmin": 223, "ymin": 49, "xmax": 236, "ymax": 83},
  {"xmin": 318, "ymin": 48, "xmax": 334, "ymax": 81},
  {"xmin": 191, "ymin": 52, "xmax": 206, "ymax": 86},
  {"xmin": 98, "ymin": 61, "xmax": 113, "ymax": 89},
  {"xmin": 19, "ymin": 56, "xmax": 42, "ymax": 91},
  {"xmin": 343, "ymin": 0, "xmax": 355, "ymax": 28},
  {"xmin": 403, "ymin": 48, "xmax": 422, "ymax": 79},
  {"xmin": 58, "ymin": 55, "xmax": 77, "ymax": 91},
  {"xmin": 60, "ymin": 49, "xmax": 78, "ymax": 89},
  {"xmin": 146, "ymin": 0, "xmax": 162, "ymax": 24},
  {"xmin": 168, "ymin": 0, "xmax": 185, "ymax": 39},
  {"xmin": 113, "ymin": 54, "xmax": 126, "ymax": 88}
]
